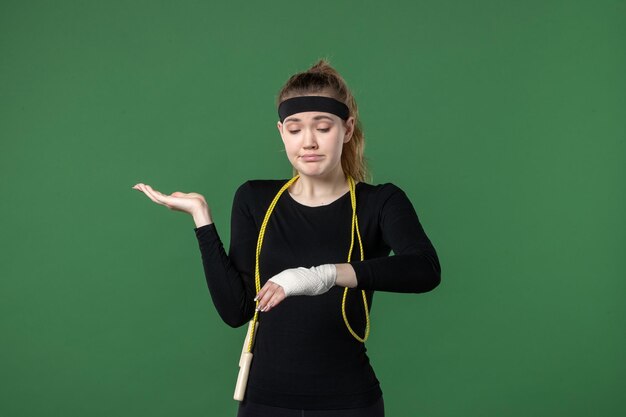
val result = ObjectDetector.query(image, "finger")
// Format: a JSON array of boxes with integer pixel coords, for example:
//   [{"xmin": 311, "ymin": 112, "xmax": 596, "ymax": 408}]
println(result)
[
  {"xmin": 256, "ymin": 288, "xmax": 274, "ymax": 311},
  {"xmin": 255, "ymin": 282, "xmax": 274, "ymax": 303},
  {"xmin": 134, "ymin": 184, "xmax": 157, "ymax": 201},
  {"xmin": 144, "ymin": 184, "xmax": 168, "ymax": 200},
  {"xmin": 143, "ymin": 185, "xmax": 172, "ymax": 208},
  {"xmin": 262, "ymin": 283, "xmax": 286, "ymax": 312},
  {"xmin": 263, "ymin": 287, "xmax": 286, "ymax": 312},
  {"xmin": 137, "ymin": 184, "xmax": 163, "ymax": 206},
  {"xmin": 256, "ymin": 283, "xmax": 281, "ymax": 311}
]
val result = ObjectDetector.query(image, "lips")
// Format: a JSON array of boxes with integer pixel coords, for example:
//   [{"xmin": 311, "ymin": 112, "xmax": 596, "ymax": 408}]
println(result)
[{"xmin": 301, "ymin": 154, "xmax": 323, "ymax": 162}]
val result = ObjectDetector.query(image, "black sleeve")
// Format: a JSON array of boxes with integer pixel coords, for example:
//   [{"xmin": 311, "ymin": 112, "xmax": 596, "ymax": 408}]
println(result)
[
  {"xmin": 349, "ymin": 184, "xmax": 441, "ymax": 293},
  {"xmin": 193, "ymin": 182, "xmax": 257, "ymax": 328}
]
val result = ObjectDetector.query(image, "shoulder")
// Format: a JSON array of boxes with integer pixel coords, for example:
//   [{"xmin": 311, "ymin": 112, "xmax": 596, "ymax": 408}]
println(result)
[
  {"xmin": 233, "ymin": 179, "xmax": 290, "ymax": 206},
  {"xmin": 357, "ymin": 181, "xmax": 407, "ymax": 203},
  {"xmin": 357, "ymin": 181, "xmax": 416, "ymax": 219}
]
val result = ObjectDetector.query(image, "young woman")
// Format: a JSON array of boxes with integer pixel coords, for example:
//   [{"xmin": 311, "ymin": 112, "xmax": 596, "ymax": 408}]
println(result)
[{"xmin": 132, "ymin": 59, "xmax": 441, "ymax": 417}]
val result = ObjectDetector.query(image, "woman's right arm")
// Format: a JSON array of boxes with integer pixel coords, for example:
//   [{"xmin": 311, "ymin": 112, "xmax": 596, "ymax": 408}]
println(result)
[
  {"xmin": 131, "ymin": 181, "xmax": 258, "ymax": 328},
  {"xmin": 194, "ymin": 182, "xmax": 257, "ymax": 328}
]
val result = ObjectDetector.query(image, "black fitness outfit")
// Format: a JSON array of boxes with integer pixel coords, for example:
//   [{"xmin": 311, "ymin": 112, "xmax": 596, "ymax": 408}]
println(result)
[{"xmin": 193, "ymin": 179, "xmax": 441, "ymax": 415}]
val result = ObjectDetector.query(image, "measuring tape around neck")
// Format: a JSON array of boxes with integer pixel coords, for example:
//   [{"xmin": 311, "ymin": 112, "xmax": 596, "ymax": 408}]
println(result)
[{"xmin": 246, "ymin": 175, "xmax": 371, "ymax": 354}]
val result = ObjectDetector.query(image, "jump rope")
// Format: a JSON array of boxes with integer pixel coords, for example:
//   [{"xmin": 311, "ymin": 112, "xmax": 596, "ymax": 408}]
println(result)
[{"xmin": 233, "ymin": 174, "xmax": 371, "ymax": 401}]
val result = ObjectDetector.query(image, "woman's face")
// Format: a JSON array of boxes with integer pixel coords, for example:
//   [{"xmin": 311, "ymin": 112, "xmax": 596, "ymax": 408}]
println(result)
[{"xmin": 277, "ymin": 108, "xmax": 354, "ymax": 179}]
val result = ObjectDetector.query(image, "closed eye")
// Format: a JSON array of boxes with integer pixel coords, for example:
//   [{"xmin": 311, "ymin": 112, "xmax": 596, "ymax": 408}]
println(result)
[{"xmin": 288, "ymin": 128, "xmax": 330, "ymax": 134}]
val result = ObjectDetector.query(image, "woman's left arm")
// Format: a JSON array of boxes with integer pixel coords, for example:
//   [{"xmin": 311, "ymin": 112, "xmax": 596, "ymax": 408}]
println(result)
[
  {"xmin": 344, "ymin": 183, "xmax": 441, "ymax": 293},
  {"xmin": 255, "ymin": 184, "xmax": 441, "ymax": 312}
]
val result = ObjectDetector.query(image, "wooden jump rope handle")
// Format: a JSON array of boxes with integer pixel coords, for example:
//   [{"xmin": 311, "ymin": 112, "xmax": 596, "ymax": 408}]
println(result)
[{"xmin": 234, "ymin": 320, "xmax": 259, "ymax": 401}]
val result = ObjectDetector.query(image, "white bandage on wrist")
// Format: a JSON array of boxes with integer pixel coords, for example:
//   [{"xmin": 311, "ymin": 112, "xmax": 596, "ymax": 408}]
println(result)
[{"xmin": 267, "ymin": 264, "xmax": 337, "ymax": 297}]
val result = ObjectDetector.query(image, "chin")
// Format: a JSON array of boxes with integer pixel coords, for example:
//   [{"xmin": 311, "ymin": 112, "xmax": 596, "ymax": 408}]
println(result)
[{"xmin": 297, "ymin": 167, "xmax": 327, "ymax": 177}]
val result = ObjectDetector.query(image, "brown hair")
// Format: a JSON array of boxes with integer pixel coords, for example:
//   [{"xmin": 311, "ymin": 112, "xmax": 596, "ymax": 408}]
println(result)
[{"xmin": 276, "ymin": 58, "xmax": 370, "ymax": 183}]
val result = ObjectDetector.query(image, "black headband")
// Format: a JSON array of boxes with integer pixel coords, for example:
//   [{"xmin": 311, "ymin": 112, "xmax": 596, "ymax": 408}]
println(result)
[{"xmin": 278, "ymin": 95, "xmax": 350, "ymax": 123}]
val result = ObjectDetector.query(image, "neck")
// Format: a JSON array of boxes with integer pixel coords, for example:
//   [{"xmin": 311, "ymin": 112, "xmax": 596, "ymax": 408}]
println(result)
[{"xmin": 291, "ymin": 167, "xmax": 349, "ymax": 201}]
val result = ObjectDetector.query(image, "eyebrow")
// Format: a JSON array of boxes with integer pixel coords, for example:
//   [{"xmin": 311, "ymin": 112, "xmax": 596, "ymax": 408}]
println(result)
[{"xmin": 284, "ymin": 115, "xmax": 335, "ymax": 123}]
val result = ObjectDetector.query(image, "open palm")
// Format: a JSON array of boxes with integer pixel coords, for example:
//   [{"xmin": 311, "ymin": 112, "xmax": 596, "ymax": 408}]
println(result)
[{"xmin": 132, "ymin": 183, "xmax": 207, "ymax": 215}]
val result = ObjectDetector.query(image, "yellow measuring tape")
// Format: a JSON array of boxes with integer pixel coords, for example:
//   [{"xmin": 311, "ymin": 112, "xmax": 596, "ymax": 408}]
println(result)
[{"xmin": 246, "ymin": 174, "xmax": 371, "ymax": 353}]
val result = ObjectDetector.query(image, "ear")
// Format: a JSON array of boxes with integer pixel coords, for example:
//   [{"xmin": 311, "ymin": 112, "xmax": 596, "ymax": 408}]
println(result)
[
  {"xmin": 343, "ymin": 117, "xmax": 355, "ymax": 143},
  {"xmin": 277, "ymin": 121, "xmax": 286, "ymax": 144}
]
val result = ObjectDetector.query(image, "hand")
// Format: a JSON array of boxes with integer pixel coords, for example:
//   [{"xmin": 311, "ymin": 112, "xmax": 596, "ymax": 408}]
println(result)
[
  {"xmin": 132, "ymin": 183, "xmax": 209, "ymax": 216},
  {"xmin": 255, "ymin": 264, "xmax": 337, "ymax": 313},
  {"xmin": 254, "ymin": 281, "xmax": 286, "ymax": 313}
]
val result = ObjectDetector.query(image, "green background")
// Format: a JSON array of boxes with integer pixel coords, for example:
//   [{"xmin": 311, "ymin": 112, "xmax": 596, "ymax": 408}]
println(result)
[{"xmin": 1, "ymin": 1, "xmax": 624, "ymax": 416}]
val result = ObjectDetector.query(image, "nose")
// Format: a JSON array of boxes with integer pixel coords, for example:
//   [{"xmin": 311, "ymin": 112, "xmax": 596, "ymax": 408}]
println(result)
[{"xmin": 302, "ymin": 127, "xmax": 318, "ymax": 149}]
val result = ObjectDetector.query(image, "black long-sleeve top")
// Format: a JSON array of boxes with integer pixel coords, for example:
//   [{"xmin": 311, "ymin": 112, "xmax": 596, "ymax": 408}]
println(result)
[{"xmin": 194, "ymin": 179, "xmax": 441, "ymax": 409}]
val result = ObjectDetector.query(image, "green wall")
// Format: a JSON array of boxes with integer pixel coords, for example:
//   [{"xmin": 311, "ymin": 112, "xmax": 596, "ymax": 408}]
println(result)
[{"xmin": 1, "ymin": 1, "xmax": 624, "ymax": 416}]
